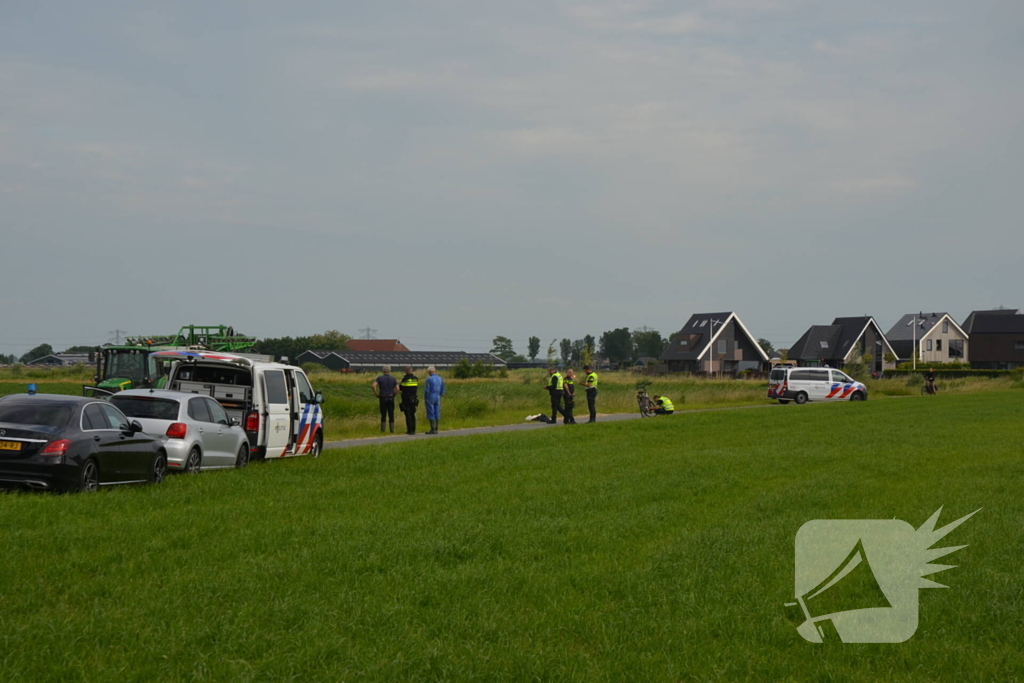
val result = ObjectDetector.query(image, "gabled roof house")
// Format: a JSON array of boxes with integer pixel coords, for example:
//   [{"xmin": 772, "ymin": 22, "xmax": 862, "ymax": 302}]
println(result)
[
  {"xmin": 345, "ymin": 339, "xmax": 411, "ymax": 352},
  {"xmin": 885, "ymin": 312, "xmax": 968, "ymax": 364},
  {"xmin": 659, "ymin": 311, "xmax": 768, "ymax": 373},
  {"xmin": 788, "ymin": 316, "xmax": 896, "ymax": 373},
  {"xmin": 961, "ymin": 308, "xmax": 1024, "ymax": 369}
]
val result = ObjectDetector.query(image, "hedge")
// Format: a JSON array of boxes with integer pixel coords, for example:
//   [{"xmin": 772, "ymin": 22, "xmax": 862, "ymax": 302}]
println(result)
[{"xmin": 882, "ymin": 369, "xmax": 1012, "ymax": 379}]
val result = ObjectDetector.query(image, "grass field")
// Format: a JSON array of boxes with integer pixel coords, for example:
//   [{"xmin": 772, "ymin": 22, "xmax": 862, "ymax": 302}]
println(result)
[
  {"xmin": 1, "ymin": 392, "xmax": 1021, "ymax": 681},
  {"xmin": 3, "ymin": 368, "xmax": 1020, "ymax": 440}
]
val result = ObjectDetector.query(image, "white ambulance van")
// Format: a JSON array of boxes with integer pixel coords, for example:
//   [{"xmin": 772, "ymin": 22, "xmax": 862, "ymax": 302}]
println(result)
[
  {"xmin": 154, "ymin": 350, "xmax": 326, "ymax": 460},
  {"xmin": 768, "ymin": 367, "xmax": 867, "ymax": 405}
]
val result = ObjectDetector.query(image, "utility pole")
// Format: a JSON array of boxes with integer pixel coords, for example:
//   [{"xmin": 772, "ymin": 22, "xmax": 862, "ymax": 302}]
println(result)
[
  {"xmin": 107, "ymin": 329, "xmax": 127, "ymax": 345},
  {"xmin": 359, "ymin": 327, "xmax": 378, "ymax": 340}
]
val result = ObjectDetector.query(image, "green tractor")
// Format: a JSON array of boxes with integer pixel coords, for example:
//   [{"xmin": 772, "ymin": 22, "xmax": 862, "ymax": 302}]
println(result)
[{"xmin": 84, "ymin": 325, "xmax": 258, "ymax": 398}]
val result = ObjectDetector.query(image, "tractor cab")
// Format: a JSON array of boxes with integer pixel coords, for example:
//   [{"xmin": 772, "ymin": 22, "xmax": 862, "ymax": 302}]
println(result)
[{"xmin": 84, "ymin": 346, "xmax": 173, "ymax": 397}]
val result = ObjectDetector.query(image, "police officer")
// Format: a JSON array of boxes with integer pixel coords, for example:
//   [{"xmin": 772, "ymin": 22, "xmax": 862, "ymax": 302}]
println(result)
[
  {"xmin": 583, "ymin": 364, "xmax": 598, "ymax": 423},
  {"xmin": 399, "ymin": 365, "xmax": 419, "ymax": 435},
  {"xmin": 563, "ymin": 368, "xmax": 577, "ymax": 424},
  {"xmin": 546, "ymin": 367, "xmax": 565, "ymax": 424},
  {"xmin": 372, "ymin": 365, "xmax": 398, "ymax": 433},
  {"xmin": 652, "ymin": 395, "xmax": 675, "ymax": 415}
]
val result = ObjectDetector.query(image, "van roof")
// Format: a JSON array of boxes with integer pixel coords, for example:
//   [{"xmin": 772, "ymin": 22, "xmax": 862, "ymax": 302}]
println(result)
[{"xmin": 152, "ymin": 350, "xmax": 297, "ymax": 371}]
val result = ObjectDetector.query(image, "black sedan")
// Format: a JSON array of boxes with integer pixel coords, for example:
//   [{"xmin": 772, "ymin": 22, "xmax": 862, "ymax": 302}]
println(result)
[{"xmin": 0, "ymin": 394, "xmax": 167, "ymax": 492}]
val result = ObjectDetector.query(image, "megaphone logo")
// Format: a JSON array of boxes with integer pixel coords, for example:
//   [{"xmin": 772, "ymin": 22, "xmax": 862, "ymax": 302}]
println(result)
[{"xmin": 786, "ymin": 507, "xmax": 978, "ymax": 643}]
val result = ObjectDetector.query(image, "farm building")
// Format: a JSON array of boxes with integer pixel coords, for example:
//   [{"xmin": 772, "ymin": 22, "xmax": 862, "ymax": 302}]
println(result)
[
  {"xmin": 25, "ymin": 353, "xmax": 95, "ymax": 367},
  {"xmin": 886, "ymin": 312, "xmax": 968, "ymax": 364},
  {"xmin": 297, "ymin": 350, "xmax": 507, "ymax": 372},
  {"xmin": 659, "ymin": 312, "xmax": 768, "ymax": 373},
  {"xmin": 344, "ymin": 339, "xmax": 411, "ymax": 352},
  {"xmin": 788, "ymin": 316, "xmax": 896, "ymax": 373}
]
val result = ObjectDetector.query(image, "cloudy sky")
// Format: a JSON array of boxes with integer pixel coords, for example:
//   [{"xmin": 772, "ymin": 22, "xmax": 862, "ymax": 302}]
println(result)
[{"xmin": 2, "ymin": 0, "xmax": 1022, "ymax": 357}]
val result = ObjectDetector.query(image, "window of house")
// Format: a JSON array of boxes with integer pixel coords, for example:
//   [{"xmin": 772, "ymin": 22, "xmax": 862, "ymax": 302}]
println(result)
[
  {"xmin": 926, "ymin": 340, "xmax": 933, "ymax": 351},
  {"xmin": 1016, "ymin": 341, "xmax": 1024, "ymax": 350},
  {"xmin": 936, "ymin": 339, "xmax": 942, "ymax": 351},
  {"xmin": 949, "ymin": 340, "xmax": 964, "ymax": 358},
  {"xmin": 819, "ymin": 341, "xmax": 829, "ymax": 349},
  {"xmin": 718, "ymin": 340, "xmax": 727, "ymax": 354},
  {"xmin": 943, "ymin": 322, "xmax": 949, "ymax": 333}
]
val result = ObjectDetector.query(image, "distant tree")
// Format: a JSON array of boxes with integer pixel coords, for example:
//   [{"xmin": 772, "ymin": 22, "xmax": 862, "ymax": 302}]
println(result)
[
  {"xmin": 452, "ymin": 358, "xmax": 473, "ymax": 379},
  {"xmin": 559, "ymin": 338, "xmax": 572, "ymax": 365},
  {"xmin": 884, "ymin": 352, "xmax": 897, "ymax": 365},
  {"xmin": 570, "ymin": 339, "xmax": 585, "ymax": 364},
  {"xmin": 599, "ymin": 328, "xmax": 632, "ymax": 364},
  {"xmin": 527, "ymin": 336, "xmax": 541, "ymax": 362},
  {"xmin": 254, "ymin": 330, "xmax": 352, "ymax": 364},
  {"xmin": 546, "ymin": 339, "xmax": 557, "ymax": 366},
  {"xmin": 582, "ymin": 334, "xmax": 595, "ymax": 366},
  {"xmin": 508, "ymin": 354, "xmax": 528, "ymax": 363},
  {"xmin": 19, "ymin": 343, "xmax": 53, "ymax": 364},
  {"xmin": 757, "ymin": 338, "xmax": 775, "ymax": 356},
  {"xmin": 0, "ymin": 353, "xmax": 16, "ymax": 364},
  {"xmin": 490, "ymin": 336, "xmax": 517, "ymax": 361},
  {"xmin": 62, "ymin": 345, "xmax": 97, "ymax": 354},
  {"xmin": 632, "ymin": 327, "xmax": 667, "ymax": 360}
]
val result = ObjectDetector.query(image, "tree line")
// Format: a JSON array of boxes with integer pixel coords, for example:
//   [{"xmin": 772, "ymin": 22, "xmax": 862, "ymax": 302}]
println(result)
[
  {"xmin": 2, "ymin": 343, "xmax": 97, "ymax": 365},
  {"xmin": 488, "ymin": 327, "xmax": 673, "ymax": 366}
]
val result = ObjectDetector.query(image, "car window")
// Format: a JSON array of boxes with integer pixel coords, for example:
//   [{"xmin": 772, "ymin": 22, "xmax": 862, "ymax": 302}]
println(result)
[
  {"xmin": 264, "ymin": 370, "xmax": 288, "ymax": 405},
  {"xmin": 769, "ymin": 369, "xmax": 787, "ymax": 381},
  {"xmin": 0, "ymin": 402, "xmax": 71, "ymax": 428},
  {"xmin": 99, "ymin": 404, "xmax": 131, "ymax": 431},
  {"xmin": 297, "ymin": 373, "xmax": 314, "ymax": 404},
  {"xmin": 205, "ymin": 399, "xmax": 230, "ymax": 425},
  {"xmin": 188, "ymin": 397, "xmax": 212, "ymax": 423},
  {"xmin": 831, "ymin": 371, "xmax": 851, "ymax": 383},
  {"xmin": 790, "ymin": 369, "xmax": 812, "ymax": 381},
  {"xmin": 82, "ymin": 404, "xmax": 109, "ymax": 430},
  {"xmin": 808, "ymin": 369, "xmax": 830, "ymax": 382},
  {"xmin": 111, "ymin": 396, "xmax": 180, "ymax": 420}
]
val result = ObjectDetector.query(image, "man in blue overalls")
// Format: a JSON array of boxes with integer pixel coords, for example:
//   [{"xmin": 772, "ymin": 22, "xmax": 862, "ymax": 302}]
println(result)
[{"xmin": 424, "ymin": 366, "xmax": 445, "ymax": 434}]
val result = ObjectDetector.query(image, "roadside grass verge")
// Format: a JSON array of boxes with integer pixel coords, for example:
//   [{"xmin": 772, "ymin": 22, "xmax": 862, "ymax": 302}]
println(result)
[{"xmin": 0, "ymin": 393, "xmax": 1021, "ymax": 681}]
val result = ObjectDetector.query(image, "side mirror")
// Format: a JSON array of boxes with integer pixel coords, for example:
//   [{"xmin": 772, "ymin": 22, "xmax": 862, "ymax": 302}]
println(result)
[
  {"xmin": 230, "ymin": 418, "xmax": 240, "ymax": 426},
  {"xmin": 129, "ymin": 420, "xmax": 144, "ymax": 434},
  {"xmin": 315, "ymin": 391, "xmax": 325, "ymax": 405}
]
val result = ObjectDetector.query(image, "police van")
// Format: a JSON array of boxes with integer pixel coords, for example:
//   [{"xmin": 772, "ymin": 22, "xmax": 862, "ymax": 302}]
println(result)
[
  {"xmin": 154, "ymin": 351, "xmax": 326, "ymax": 460},
  {"xmin": 768, "ymin": 366, "xmax": 867, "ymax": 405}
]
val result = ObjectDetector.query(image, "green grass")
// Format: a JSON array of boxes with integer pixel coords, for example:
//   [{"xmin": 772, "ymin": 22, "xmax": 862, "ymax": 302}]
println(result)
[{"xmin": 1, "ymin": 392, "xmax": 1022, "ymax": 681}]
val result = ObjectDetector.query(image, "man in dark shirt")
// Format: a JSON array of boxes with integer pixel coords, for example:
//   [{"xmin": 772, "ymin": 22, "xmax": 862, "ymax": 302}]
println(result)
[
  {"xmin": 399, "ymin": 366, "xmax": 419, "ymax": 435},
  {"xmin": 372, "ymin": 365, "xmax": 398, "ymax": 433},
  {"xmin": 925, "ymin": 368, "xmax": 937, "ymax": 395}
]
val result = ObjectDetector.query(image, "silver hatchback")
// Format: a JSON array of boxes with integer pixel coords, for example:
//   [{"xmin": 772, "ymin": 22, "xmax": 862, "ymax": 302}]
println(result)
[{"xmin": 110, "ymin": 389, "xmax": 250, "ymax": 473}]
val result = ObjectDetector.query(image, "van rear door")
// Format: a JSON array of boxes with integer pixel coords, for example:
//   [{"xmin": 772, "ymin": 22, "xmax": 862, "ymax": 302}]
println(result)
[{"xmin": 262, "ymin": 370, "xmax": 291, "ymax": 458}]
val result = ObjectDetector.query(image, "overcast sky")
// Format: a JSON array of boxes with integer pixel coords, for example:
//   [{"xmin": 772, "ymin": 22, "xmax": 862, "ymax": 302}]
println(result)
[{"xmin": 2, "ymin": 0, "xmax": 1022, "ymax": 358}]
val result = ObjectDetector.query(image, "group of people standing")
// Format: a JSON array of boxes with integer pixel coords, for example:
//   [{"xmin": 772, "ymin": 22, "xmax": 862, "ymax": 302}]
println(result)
[
  {"xmin": 545, "ymin": 365, "xmax": 599, "ymax": 425},
  {"xmin": 372, "ymin": 365, "xmax": 445, "ymax": 435}
]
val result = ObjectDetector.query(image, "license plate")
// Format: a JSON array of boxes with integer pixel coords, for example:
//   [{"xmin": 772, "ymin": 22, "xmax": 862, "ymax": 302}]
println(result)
[{"xmin": 0, "ymin": 440, "xmax": 22, "ymax": 451}]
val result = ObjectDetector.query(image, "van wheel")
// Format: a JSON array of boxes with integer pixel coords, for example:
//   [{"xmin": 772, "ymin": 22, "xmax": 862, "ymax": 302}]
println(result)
[
  {"xmin": 778, "ymin": 399, "xmax": 791, "ymax": 405},
  {"xmin": 794, "ymin": 392, "xmax": 809, "ymax": 405},
  {"xmin": 311, "ymin": 434, "xmax": 323, "ymax": 459},
  {"xmin": 850, "ymin": 392, "xmax": 866, "ymax": 401}
]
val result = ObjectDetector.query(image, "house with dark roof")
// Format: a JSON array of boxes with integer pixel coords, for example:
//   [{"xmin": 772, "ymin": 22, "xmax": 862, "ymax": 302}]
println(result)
[
  {"xmin": 659, "ymin": 312, "xmax": 768, "ymax": 373},
  {"xmin": 297, "ymin": 350, "xmax": 506, "ymax": 372},
  {"xmin": 345, "ymin": 339, "xmax": 411, "ymax": 352},
  {"xmin": 885, "ymin": 312, "xmax": 969, "ymax": 364},
  {"xmin": 961, "ymin": 309, "xmax": 1024, "ymax": 369},
  {"xmin": 788, "ymin": 317, "xmax": 896, "ymax": 373}
]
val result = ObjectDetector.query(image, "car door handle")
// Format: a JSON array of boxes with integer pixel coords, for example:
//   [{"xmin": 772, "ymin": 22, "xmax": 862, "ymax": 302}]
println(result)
[{"xmin": 94, "ymin": 436, "xmax": 101, "ymax": 442}]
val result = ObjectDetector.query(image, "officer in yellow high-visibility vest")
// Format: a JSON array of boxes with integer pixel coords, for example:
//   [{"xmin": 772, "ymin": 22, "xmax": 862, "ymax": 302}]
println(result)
[
  {"xmin": 583, "ymin": 364, "xmax": 599, "ymax": 423},
  {"xmin": 653, "ymin": 395, "xmax": 675, "ymax": 415},
  {"xmin": 399, "ymin": 366, "xmax": 419, "ymax": 435},
  {"xmin": 546, "ymin": 367, "xmax": 565, "ymax": 424}
]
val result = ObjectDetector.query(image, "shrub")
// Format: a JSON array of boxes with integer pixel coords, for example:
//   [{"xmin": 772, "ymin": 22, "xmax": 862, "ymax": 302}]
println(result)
[
  {"xmin": 452, "ymin": 359, "xmax": 472, "ymax": 379},
  {"xmin": 497, "ymin": 367, "xmax": 509, "ymax": 379}
]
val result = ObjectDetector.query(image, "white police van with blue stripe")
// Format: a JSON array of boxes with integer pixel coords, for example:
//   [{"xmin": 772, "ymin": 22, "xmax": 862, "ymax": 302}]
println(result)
[{"xmin": 156, "ymin": 351, "xmax": 326, "ymax": 460}]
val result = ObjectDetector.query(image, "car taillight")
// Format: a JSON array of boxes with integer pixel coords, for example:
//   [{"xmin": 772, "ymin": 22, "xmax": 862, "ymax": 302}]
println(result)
[
  {"xmin": 245, "ymin": 411, "xmax": 259, "ymax": 432},
  {"xmin": 39, "ymin": 439, "xmax": 70, "ymax": 458},
  {"xmin": 166, "ymin": 423, "xmax": 188, "ymax": 439}
]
